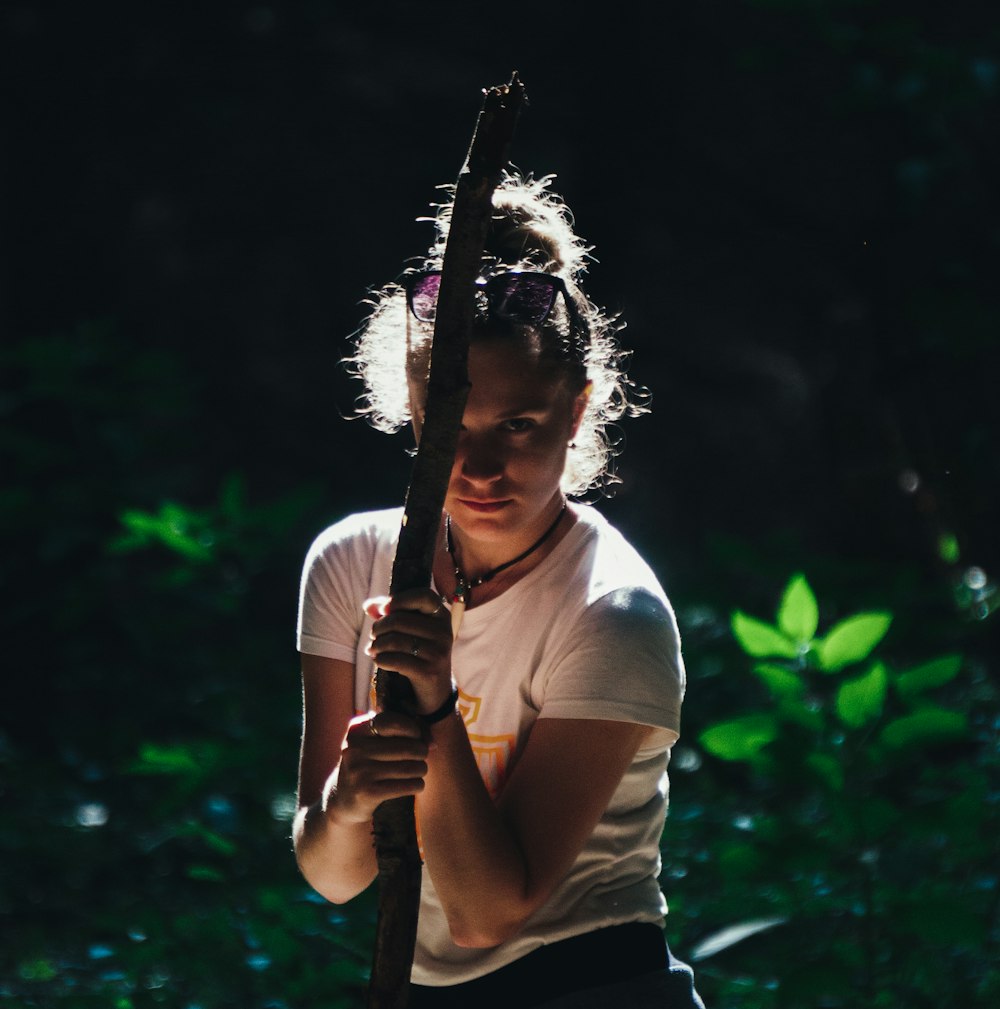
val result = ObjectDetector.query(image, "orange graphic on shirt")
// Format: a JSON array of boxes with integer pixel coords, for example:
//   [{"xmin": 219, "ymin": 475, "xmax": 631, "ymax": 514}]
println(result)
[
  {"xmin": 459, "ymin": 687, "xmax": 515, "ymax": 799},
  {"xmin": 366, "ymin": 684, "xmax": 514, "ymax": 857},
  {"xmin": 364, "ymin": 683, "xmax": 514, "ymax": 798}
]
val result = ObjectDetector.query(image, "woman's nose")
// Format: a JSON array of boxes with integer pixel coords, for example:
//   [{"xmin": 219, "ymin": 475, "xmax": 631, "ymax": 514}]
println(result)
[{"xmin": 456, "ymin": 433, "xmax": 504, "ymax": 484}]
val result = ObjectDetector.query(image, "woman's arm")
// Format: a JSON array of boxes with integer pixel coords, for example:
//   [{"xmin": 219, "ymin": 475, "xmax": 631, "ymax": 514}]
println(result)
[
  {"xmin": 368, "ymin": 587, "xmax": 664, "ymax": 948},
  {"xmin": 417, "ymin": 711, "xmax": 650, "ymax": 947},
  {"xmin": 293, "ymin": 653, "xmax": 429, "ymax": 904}
]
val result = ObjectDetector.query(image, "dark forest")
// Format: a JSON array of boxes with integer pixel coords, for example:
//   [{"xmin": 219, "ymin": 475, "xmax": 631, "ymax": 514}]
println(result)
[{"xmin": 3, "ymin": 2, "xmax": 998, "ymax": 1006}]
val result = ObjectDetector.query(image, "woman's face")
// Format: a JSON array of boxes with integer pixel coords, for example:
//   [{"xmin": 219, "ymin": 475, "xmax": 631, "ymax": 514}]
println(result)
[{"xmin": 411, "ymin": 336, "xmax": 586, "ymax": 550}]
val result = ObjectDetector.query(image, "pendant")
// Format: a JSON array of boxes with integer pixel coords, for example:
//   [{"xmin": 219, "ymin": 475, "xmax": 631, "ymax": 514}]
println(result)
[
  {"xmin": 450, "ymin": 598, "xmax": 466, "ymax": 639},
  {"xmin": 450, "ymin": 579, "xmax": 468, "ymax": 639}
]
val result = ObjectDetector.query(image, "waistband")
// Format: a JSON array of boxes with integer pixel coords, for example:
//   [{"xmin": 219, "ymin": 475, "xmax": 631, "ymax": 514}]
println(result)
[{"xmin": 407, "ymin": 921, "xmax": 668, "ymax": 1009}]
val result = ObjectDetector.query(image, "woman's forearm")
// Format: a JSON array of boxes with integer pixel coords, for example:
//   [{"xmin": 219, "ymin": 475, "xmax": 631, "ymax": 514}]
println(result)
[
  {"xmin": 416, "ymin": 710, "xmax": 534, "ymax": 947},
  {"xmin": 293, "ymin": 789, "xmax": 378, "ymax": 905}
]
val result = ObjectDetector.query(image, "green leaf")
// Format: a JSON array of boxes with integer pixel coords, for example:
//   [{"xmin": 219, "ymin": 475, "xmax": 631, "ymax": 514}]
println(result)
[
  {"xmin": 835, "ymin": 661, "xmax": 888, "ymax": 728},
  {"xmin": 181, "ymin": 820, "xmax": 239, "ymax": 857},
  {"xmin": 896, "ymin": 654, "xmax": 963, "ymax": 701},
  {"xmin": 187, "ymin": 865, "xmax": 226, "ymax": 882},
  {"xmin": 126, "ymin": 741, "xmax": 223, "ymax": 778},
  {"xmin": 938, "ymin": 531, "xmax": 960, "ymax": 564},
  {"xmin": 806, "ymin": 753, "xmax": 844, "ymax": 791},
  {"xmin": 129, "ymin": 743, "xmax": 201, "ymax": 775},
  {"xmin": 753, "ymin": 662, "xmax": 806, "ymax": 698},
  {"xmin": 731, "ymin": 611, "xmax": 799, "ymax": 658},
  {"xmin": 699, "ymin": 714, "xmax": 778, "ymax": 761},
  {"xmin": 18, "ymin": 958, "xmax": 58, "ymax": 982},
  {"xmin": 777, "ymin": 573, "xmax": 818, "ymax": 642},
  {"xmin": 880, "ymin": 707, "xmax": 968, "ymax": 750},
  {"xmin": 815, "ymin": 612, "xmax": 892, "ymax": 671},
  {"xmin": 117, "ymin": 506, "xmax": 213, "ymax": 562},
  {"xmin": 777, "ymin": 697, "xmax": 824, "ymax": 732}
]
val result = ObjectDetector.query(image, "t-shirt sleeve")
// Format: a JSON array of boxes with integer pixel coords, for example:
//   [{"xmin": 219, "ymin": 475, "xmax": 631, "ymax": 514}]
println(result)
[
  {"xmin": 537, "ymin": 586, "xmax": 686, "ymax": 752},
  {"xmin": 296, "ymin": 514, "xmax": 378, "ymax": 662}
]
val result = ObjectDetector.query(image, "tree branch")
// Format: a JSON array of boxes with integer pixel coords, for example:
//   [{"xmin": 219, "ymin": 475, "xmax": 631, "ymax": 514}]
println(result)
[{"xmin": 366, "ymin": 73, "xmax": 528, "ymax": 1009}]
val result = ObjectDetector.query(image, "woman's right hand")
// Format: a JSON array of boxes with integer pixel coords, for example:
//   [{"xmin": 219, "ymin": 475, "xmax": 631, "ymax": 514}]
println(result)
[{"xmin": 327, "ymin": 711, "xmax": 430, "ymax": 825}]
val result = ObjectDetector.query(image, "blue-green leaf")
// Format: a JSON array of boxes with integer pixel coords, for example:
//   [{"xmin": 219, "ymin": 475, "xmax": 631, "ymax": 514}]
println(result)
[
  {"xmin": 699, "ymin": 714, "xmax": 778, "ymax": 761},
  {"xmin": 777, "ymin": 573, "xmax": 818, "ymax": 643},
  {"xmin": 815, "ymin": 612, "xmax": 892, "ymax": 671},
  {"xmin": 835, "ymin": 661, "xmax": 888, "ymax": 728},
  {"xmin": 753, "ymin": 662, "xmax": 806, "ymax": 698},
  {"xmin": 896, "ymin": 655, "xmax": 962, "ymax": 701},
  {"xmin": 880, "ymin": 707, "xmax": 968, "ymax": 750},
  {"xmin": 731, "ymin": 612, "xmax": 799, "ymax": 658}
]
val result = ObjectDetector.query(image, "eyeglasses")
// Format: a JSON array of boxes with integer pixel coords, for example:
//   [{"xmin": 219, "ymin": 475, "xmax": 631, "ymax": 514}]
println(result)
[{"xmin": 403, "ymin": 269, "xmax": 579, "ymax": 330}]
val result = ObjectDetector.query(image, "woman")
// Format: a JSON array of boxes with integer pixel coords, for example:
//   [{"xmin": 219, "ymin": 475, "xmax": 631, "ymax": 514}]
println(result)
[{"xmin": 294, "ymin": 173, "xmax": 703, "ymax": 1008}]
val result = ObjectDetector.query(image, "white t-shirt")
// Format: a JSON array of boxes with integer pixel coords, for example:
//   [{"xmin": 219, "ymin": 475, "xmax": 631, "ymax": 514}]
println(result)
[{"xmin": 297, "ymin": 504, "xmax": 685, "ymax": 985}]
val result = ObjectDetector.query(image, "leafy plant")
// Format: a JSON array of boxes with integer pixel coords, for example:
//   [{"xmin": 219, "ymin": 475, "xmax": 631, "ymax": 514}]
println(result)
[
  {"xmin": 671, "ymin": 573, "xmax": 997, "ymax": 1008},
  {"xmin": 702, "ymin": 572, "xmax": 967, "ymax": 774}
]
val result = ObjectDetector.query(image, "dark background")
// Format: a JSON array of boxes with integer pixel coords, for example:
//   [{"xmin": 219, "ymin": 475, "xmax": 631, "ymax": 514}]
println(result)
[
  {"xmin": 3, "ymin": 2, "xmax": 998, "ymax": 1007},
  {"xmin": 7, "ymin": 0, "xmax": 997, "ymax": 566}
]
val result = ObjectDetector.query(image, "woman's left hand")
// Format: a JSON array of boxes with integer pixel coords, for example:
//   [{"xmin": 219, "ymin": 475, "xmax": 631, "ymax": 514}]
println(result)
[{"xmin": 365, "ymin": 589, "xmax": 455, "ymax": 716}]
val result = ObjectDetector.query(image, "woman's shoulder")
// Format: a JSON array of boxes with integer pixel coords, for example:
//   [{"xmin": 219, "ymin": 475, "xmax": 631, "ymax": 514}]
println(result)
[
  {"xmin": 565, "ymin": 504, "xmax": 668, "ymax": 607},
  {"xmin": 304, "ymin": 506, "xmax": 403, "ymax": 566}
]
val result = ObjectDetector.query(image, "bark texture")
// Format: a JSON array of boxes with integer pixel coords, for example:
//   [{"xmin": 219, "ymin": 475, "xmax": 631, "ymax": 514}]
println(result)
[{"xmin": 366, "ymin": 73, "xmax": 528, "ymax": 1009}]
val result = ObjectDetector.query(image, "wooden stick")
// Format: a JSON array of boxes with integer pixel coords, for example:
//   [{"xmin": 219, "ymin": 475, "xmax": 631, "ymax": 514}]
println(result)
[{"xmin": 366, "ymin": 73, "xmax": 527, "ymax": 1009}]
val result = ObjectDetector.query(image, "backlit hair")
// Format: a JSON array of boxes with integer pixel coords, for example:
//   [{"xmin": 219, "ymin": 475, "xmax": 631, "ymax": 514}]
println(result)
[{"xmin": 345, "ymin": 172, "xmax": 649, "ymax": 497}]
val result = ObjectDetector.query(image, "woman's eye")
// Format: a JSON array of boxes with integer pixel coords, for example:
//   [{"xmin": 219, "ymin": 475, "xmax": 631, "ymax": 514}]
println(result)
[{"xmin": 502, "ymin": 418, "xmax": 535, "ymax": 433}]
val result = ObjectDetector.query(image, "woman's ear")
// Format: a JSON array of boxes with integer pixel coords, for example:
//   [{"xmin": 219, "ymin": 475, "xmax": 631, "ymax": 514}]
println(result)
[{"xmin": 570, "ymin": 381, "xmax": 593, "ymax": 440}]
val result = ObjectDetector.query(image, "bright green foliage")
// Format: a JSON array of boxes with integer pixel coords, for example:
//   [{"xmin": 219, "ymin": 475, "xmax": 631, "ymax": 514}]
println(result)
[
  {"xmin": 699, "ymin": 714, "xmax": 779, "ymax": 761},
  {"xmin": 752, "ymin": 662, "xmax": 806, "ymax": 698},
  {"xmin": 676, "ymin": 570, "xmax": 993, "ymax": 1008},
  {"xmin": 115, "ymin": 503, "xmax": 216, "ymax": 562},
  {"xmin": 731, "ymin": 611, "xmax": 799, "ymax": 658},
  {"xmin": 834, "ymin": 661, "xmax": 888, "ymax": 728},
  {"xmin": 702, "ymin": 574, "xmax": 963, "ymax": 762},
  {"xmin": 814, "ymin": 612, "xmax": 892, "ymax": 672},
  {"xmin": 879, "ymin": 707, "xmax": 968, "ymax": 750},
  {"xmin": 895, "ymin": 654, "xmax": 963, "ymax": 699},
  {"xmin": 776, "ymin": 573, "xmax": 818, "ymax": 642}
]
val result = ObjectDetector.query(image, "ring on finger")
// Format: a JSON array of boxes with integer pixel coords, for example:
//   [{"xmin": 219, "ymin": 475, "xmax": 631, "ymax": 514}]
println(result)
[
  {"xmin": 411, "ymin": 639, "xmax": 421, "ymax": 658},
  {"xmin": 369, "ymin": 717, "xmax": 380, "ymax": 737}
]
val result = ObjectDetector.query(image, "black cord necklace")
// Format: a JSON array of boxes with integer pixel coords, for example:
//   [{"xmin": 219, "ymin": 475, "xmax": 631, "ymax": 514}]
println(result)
[{"xmin": 445, "ymin": 502, "xmax": 567, "ymax": 620}]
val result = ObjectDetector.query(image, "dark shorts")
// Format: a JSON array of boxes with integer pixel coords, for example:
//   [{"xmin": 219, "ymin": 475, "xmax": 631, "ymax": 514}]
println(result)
[{"xmin": 407, "ymin": 923, "xmax": 705, "ymax": 1009}]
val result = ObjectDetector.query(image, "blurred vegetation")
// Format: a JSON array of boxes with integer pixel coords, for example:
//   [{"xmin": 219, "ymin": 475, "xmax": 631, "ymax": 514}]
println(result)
[
  {"xmin": 3, "ymin": 0, "xmax": 999, "ymax": 1007},
  {"xmin": 668, "ymin": 570, "xmax": 998, "ymax": 1007},
  {"xmin": 2, "ymin": 321, "xmax": 996, "ymax": 1008}
]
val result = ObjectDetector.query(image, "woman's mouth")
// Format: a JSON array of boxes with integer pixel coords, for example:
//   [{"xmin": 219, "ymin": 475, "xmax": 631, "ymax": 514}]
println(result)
[{"xmin": 458, "ymin": 499, "xmax": 511, "ymax": 514}]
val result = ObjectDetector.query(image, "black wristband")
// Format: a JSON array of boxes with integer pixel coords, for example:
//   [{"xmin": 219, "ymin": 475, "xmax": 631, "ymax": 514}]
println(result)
[{"xmin": 421, "ymin": 686, "xmax": 459, "ymax": 725}]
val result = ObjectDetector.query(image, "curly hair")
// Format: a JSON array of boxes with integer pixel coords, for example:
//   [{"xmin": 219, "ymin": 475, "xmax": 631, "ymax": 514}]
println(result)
[{"xmin": 345, "ymin": 172, "xmax": 649, "ymax": 497}]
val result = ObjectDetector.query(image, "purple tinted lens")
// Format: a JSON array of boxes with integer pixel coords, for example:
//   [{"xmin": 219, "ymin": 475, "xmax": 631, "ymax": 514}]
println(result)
[
  {"xmin": 489, "ymin": 275, "xmax": 557, "ymax": 324},
  {"xmin": 410, "ymin": 274, "xmax": 442, "ymax": 321}
]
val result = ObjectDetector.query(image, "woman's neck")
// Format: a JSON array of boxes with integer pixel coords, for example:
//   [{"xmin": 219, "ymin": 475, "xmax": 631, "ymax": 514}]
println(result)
[{"xmin": 437, "ymin": 498, "xmax": 575, "ymax": 608}]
